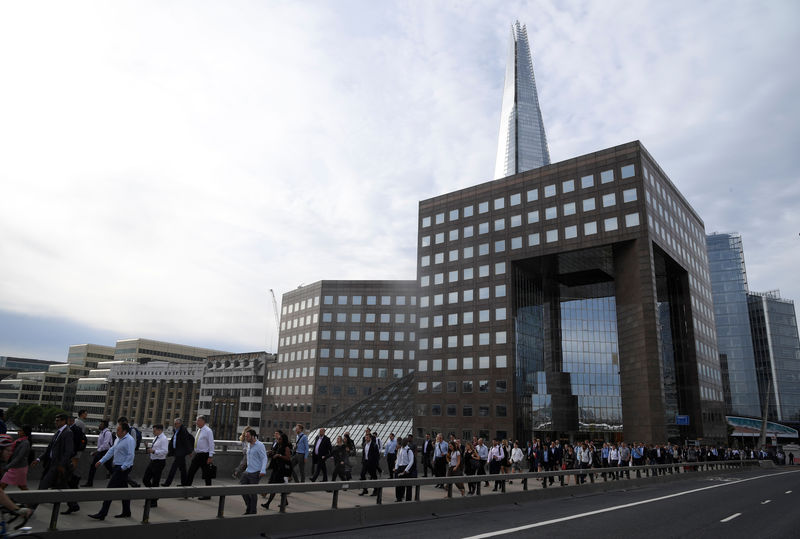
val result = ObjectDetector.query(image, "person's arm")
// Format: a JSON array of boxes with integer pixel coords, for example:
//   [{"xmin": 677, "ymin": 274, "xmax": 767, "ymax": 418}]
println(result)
[
  {"xmin": 0, "ymin": 489, "xmax": 31, "ymax": 517},
  {"xmin": 98, "ymin": 443, "xmax": 116, "ymax": 466}
]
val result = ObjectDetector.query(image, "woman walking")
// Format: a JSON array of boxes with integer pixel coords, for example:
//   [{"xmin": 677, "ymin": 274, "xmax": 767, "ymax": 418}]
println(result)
[
  {"xmin": 0, "ymin": 425, "xmax": 32, "ymax": 491},
  {"xmin": 446, "ymin": 441, "xmax": 465, "ymax": 497},
  {"xmin": 262, "ymin": 431, "xmax": 292, "ymax": 510}
]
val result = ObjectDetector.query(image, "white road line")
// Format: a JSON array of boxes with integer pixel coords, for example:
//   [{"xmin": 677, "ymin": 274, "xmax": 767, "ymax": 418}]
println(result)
[
  {"xmin": 462, "ymin": 469, "xmax": 800, "ymax": 539},
  {"xmin": 761, "ymin": 499, "xmax": 771, "ymax": 504},
  {"xmin": 720, "ymin": 513, "xmax": 741, "ymax": 523},
  {"xmin": 786, "ymin": 490, "xmax": 792, "ymax": 494}
]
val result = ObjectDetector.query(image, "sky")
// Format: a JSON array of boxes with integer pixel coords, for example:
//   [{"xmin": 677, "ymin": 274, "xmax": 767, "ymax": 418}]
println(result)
[{"xmin": 1, "ymin": 0, "xmax": 798, "ymax": 363}]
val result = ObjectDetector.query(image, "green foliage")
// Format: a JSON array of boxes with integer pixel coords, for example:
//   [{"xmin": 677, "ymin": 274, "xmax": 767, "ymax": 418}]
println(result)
[
  {"xmin": 41, "ymin": 406, "xmax": 67, "ymax": 428},
  {"xmin": 5, "ymin": 404, "xmax": 68, "ymax": 431}
]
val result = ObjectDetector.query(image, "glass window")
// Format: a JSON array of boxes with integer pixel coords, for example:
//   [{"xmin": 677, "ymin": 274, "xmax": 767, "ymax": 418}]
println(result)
[
  {"xmin": 463, "ymin": 205, "xmax": 473, "ymax": 217},
  {"xmin": 581, "ymin": 174, "xmax": 594, "ymax": 189},
  {"xmin": 434, "ymin": 252, "xmax": 444, "ymax": 264},
  {"xmin": 478, "ymin": 264, "xmax": 489, "ymax": 278},
  {"xmin": 544, "ymin": 184, "xmax": 556, "ymax": 197},
  {"xmin": 479, "ymin": 356, "xmax": 490, "ymax": 369},
  {"xmin": 322, "ymin": 312, "xmax": 332, "ymax": 322},
  {"xmin": 563, "ymin": 202, "xmax": 576, "ymax": 216},
  {"xmin": 510, "ymin": 214, "xmax": 522, "ymax": 227},
  {"xmin": 463, "ymin": 289, "xmax": 473, "ymax": 301},
  {"xmin": 435, "ymin": 212, "xmax": 444, "ymax": 224},
  {"xmin": 479, "ymin": 243, "xmax": 489, "ymax": 256},
  {"xmin": 449, "ymin": 249, "xmax": 458, "ymax": 262},
  {"xmin": 479, "ymin": 222, "xmax": 489, "ymax": 234},
  {"xmin": 510, "ymin": 193, "xmax": 521, "ymax": 206},
  {"xmin": 463, "ymin": 311, "xmax": 474, "ymax": 324},
  {"xmin": 421, "ymin": 235, "xmax": 430, "ymax": 247},
  {"xmin": 601, "ymin": 169, "xmax": 614, "ymax": 183},
  {"xmin": 418, "ymin": 360, "xmax": 428, "ymax": 372},
  {"xmin": 621, "ymin": 164, "xmax": 635, "ymax": 179},
  {"xmin": 422, "ymin": 216, "xmax": 431, "ymax": 228},
  {"xmin": 463, "ymin": 267, "xmax": 474, "ymax": 279},
  {"xmin": 496, "ymin": 405, "xmax": 507, "ymax": 417},
  {"xmin": 602, "ymin": 193, "xmax": 616, "ymax": 207},
  {"xmin": 494, "ymin": 218, "xmax": 505, "ymax": 231},
  {"xmin": 496, "ymin": 307, "xmax": 507, "ymax": 320},
  {"xmin": 352, "ymin": 296, "xmax": 362, "ymax": 305},
  {"xmin": 562, "ymin": 179, "xmax": 575, "ymax": 193},
  {"xmin": 495, "ymin": 262, "xmax": 506, "ymax": 274},
  {"xmin": 494, "ymin": 197, "xmax": 504, "ymax": 210},
  {"xmin": 623, "ymin": 188, "xmax": 637, "ymax": 203},
  {"xmin": 545, "ymin": 206, "xmax": 557, "ymax": 220},
  {"xmin": 463, "ymin": 357, "xmax": 473, "ymax": 370},
  {"xmin": 582, "ymin": 197, "xmax": 596, "ymax": 212},
  {"xmin": 496, "ymin": 284, "xmax": 506, "ymax": 297},
  {"xmin": 449, "ymin": 229, "xmax": 458, "ymax": 241},
  {"xmin": 367, "ymin": 295, "xmax": 377, "ymax": 305},
  {"xmin": 421, "ymin": 255, "xmax": 430, "ymax": 267},
  {"xmin": 464, "ymin": 246, "xmax": 473, "ymax": 258},
  {"xmin": 479, "ymin": 333, "xmax": 489, "ymax": 345},
  {"xmin": 434, "ymin": 294, "xmax": 443, "ymax": 306},
  {"xmin": 431, "ymin": 404, "xmax": 441, "ymax": 416},
  {"xmin": 449, "ymin": 209, "xmax": 459, "ymax": 221},
  {"xmin": 417, "ymin": 381, "xmax": 427, "ymax": 392},
  {"xmin": 351, "ymin": 313, "xmax": 361, "ymax": 322},
  {"xmin": 479, "ymin": 310, "xmax": 490, "ymax": 322},
  {"xmin": 319, "ymin": 366, "xmax": 329, "ymax": 376},
  {"xmin": 528, "ymin": 210, "xmax": 540, "ymax": 224},
  {"xmin": 434, "ymin": 273, "xmax": 444, "ymax": 285},
  {"xmin": 527, "ymin": 188, "xmax": 539, "ymax": 202},
  {"xmin": 448, "ymin": 291, "xmax": 458, "ymax": 304},
  {"xmin": 448, "ymin": 313, "xmax": 458, "ymax": 325},
  {"xmin": 433, "ymin": 359, "xmax": 442, "ymax": 371},
  {"xmin": 447, "ymin": 358, "xmax": 458, "ymax": 371},
  {"xmin": 478, "ymin": 201, "xmax": 489, "ymax": 214},
  {"xmin": 496, "ymin": 355, "xmax": 507, "ymax": 368},
  {"xmin": 511, "ymin": 236, "xmax": 522, "ymax": 249},
  {"xmin": 565, "ymin": 225, "xmax": 577, "ymax": 239},
  {"xmin": 625, "ymin": 212, "xmax": 640, "ymax": 227},
  {"xmin": 333, "ymin": 367, "xmax": 343, "ymax": 376},
  {"xmin": 449, "ymin": 270, "xmax": 459, "ymax": 283},
  {"xmin": 604, "ymin": 217, "xmax": 619, "ymax": 231},
  {"xmin": 496, "ymin": 380, "xmax": 507, "ymax": 393},
  {"xmin": 584, "ymin": 221, "xmax": 598, "ymax": 235},
  {"xmin": 528, "ymin": 233, "xmax": 540, "ymax": 246},
  {"xmin": 546, "ymin": 229, "xmax": 558, "ymax": 243},
  {"xmin": 324, "ymin": 296, "xmax": 333, "ymax": 305},
  {"xmin": 463, "ymin": 225, "xmax": 474, "ymax": 238}
]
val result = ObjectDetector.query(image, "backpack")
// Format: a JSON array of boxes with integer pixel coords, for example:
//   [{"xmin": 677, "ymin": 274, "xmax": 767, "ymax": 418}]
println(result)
[
  {"xmin": 130, "ymin": 426, "xmax": 142, "ymax": 450},
  {"xmin": 70, "ymin": 424, "xmax": 88, "ymax": 453}
]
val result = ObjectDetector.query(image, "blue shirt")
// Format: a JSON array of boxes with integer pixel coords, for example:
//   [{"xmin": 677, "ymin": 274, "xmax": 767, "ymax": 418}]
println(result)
[
  {"xmin": 100, "ymin": 433, "xmax": 135, "ymax": 470},
  {"xmin": 245, "ymin": 440, "xmax": 268, "ymax": 474},
  {"xmin": 295, "ymin": 432, "xmax": 308, "ymax": 456},
  {"xmin": 384, "ymin": 438, "xmax": 397, "ymax": 455}
]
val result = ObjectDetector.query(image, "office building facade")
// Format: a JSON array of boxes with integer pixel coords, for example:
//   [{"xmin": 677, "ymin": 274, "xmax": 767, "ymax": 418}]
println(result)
[
  {"xmin": 272, "ymin": 280, "xmax": 418, "ymax": 435},
  {"xmin": 416, "ymin": 140, "xmax": 726, "ymax": 443}
]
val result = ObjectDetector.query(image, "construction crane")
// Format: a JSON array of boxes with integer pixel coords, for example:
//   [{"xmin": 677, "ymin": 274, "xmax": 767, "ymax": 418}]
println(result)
[{"xmin": 269, "ymin": 289, "xmax": 280, "ymax": 353}]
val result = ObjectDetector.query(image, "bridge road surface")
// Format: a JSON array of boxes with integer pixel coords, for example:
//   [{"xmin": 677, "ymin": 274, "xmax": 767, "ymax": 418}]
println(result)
[{"xmin": 280, "ymin": 468, "xmax": 800, "ymax": 539}]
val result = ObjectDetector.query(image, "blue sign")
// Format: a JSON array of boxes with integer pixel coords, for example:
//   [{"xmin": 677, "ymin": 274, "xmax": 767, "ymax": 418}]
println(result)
[{"xmin": 676, "ymin": 415, "xmax": 690, "ymax": 426}]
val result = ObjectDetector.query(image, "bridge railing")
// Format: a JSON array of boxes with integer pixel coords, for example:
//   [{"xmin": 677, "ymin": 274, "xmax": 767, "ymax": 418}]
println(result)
[{"xmin": 10, "ymin": 459, "xmax": 758, "ymax": 531}]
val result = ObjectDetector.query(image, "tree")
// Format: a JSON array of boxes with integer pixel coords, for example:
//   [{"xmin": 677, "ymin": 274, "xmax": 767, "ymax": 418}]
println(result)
[
  {"xmin": 20, "ymin": 405, "xmax": 43, "ymax": 428},
  {"xmin": 41, "ymin": 406, "xmax": 67, "ymax": 429}
]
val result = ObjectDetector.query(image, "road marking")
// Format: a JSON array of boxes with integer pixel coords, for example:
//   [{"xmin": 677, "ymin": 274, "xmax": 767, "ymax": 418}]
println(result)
[
  {"xmin": 462, "ymin": 469, "xmax": 800, "ymax": 539},
  {"xmin": 786, "ymin": 490, "xmax": 792, "ymax": 494},
  {"xmin": 720, "ymin": 513, "xmax": 741, "ymax": 523},
  {"xmin": 761, "ymin": 499, "xmax": 771, "ymax": 504}
]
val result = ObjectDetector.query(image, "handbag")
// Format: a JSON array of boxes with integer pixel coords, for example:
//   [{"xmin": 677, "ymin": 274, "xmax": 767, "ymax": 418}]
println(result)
[{"xmin": 203, "ymin": 463, "xmax": 218, "ymax": 480}]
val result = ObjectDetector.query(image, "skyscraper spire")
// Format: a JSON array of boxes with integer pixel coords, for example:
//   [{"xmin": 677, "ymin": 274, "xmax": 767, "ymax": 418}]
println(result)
[{"xmin": 494, "ymin": 21, "xmax": 550, "ymax": 180}]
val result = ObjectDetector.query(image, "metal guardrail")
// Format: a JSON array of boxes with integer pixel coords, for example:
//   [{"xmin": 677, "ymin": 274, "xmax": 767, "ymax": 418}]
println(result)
[
  {"xmin": 30, "ymin": 432, "xmax": 245, "ymax": 453},
  {"xmin": 10, "ymin": 459, "xmax": 757, "ymax": 531}
]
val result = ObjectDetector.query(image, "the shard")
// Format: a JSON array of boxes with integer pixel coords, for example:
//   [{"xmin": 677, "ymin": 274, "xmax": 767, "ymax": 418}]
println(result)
[{"xmin": 494, "ymin": 21, "xmax": 550, "ymax": 180}]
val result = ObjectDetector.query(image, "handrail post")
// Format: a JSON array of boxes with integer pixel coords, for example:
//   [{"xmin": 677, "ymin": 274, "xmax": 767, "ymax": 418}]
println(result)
[
  {"xmin": 376, "ymin": 487, "xmax": 382, "ymax": 504},
  {"xmin": 332, "ymin": 489, "xmax": 339, "ymax": 509},
  {"xmin": 523, "ymin": 477, "xmax": 528, "ymax": 491},
  {"xmin": 279, "ymin": 492, "xmax": 288, "ymax": 513},
  {"xmin": 476, "ymin": 479, "xmax": 481, "ymax": 495},
  {"xmin": 501, "ymin": 479, "xmax": 506, "ymax": 493},
  {"xmin": 217, "ymin": 495, "xmax": 225, "ymax": 518},
  {"xmin": 49, "ymin": 502, "xmax": 61, "ymax": 531},
  {"xmin": 446, "ymin": 483, "xmax": 452, "ymax": 498},
  {"xmin": 142, "ymin": 499, "xmax": 151, "ymax": 524},
  {"xmin": 414, "ymin": 484, "xmax": 421, "ymax": 501}
]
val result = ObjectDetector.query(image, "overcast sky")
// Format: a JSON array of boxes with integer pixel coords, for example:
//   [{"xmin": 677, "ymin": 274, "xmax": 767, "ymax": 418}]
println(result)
[{"xmin": 1, "ymin": 0, "xmax": 798, "ymax": 362}]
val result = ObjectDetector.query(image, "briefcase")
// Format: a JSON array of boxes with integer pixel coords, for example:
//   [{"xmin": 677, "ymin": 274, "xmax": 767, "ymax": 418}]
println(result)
[{"xmin": 204, "ymin": 463, "xmax": 218, "ymax": 480}]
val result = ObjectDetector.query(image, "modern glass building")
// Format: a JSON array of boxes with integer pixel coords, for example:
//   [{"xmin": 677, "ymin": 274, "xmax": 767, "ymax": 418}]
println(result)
[
  {"xmin": 416, "ymin": 140, "xmax": 727, "ymax": 444},
  {"xmin": 748, "ymin": 291, "xmax": 800, "ymax": 424},
  {"xmin": 706, "ymin": 233, "xmax": 761, "ymax": 417},
  {"xmin": 494, "ymin": 21, "xmax": 550, "ymax": 180}
]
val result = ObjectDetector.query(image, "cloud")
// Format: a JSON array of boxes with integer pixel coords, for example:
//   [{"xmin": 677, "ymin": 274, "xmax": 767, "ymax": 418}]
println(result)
[{"xmin": 1, "ymin": 0, "xmax": 798, "ymax": 360}]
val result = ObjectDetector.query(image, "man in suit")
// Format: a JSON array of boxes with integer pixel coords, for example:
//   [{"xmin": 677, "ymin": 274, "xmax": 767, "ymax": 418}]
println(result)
[
  {"xmin": 358, "ymin": 432, "xmax": 379, "ymax": 496},
  {"xmin": 310, "ymin": 428, "xmax": 332, "ymax": 482},
  {"xmin": 32, "ymin": 413, "xmax": 78, "ymax": 514},
  {"xmin": 161, "ymin": 418, "xmax": 194, "ymax": 487},
  {"xmin": 422, "ymin": 434, "xmax": 434, "ymax": 477}
]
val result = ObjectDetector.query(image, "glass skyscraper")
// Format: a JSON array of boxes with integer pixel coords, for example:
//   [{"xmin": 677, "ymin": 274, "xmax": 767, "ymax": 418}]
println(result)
[
  {"xmin": 706, "ymin": 233, "xmax": 761, "ymax": 417},
  {"xmin": 494, "ymin": 21, "xmax": 550, "ymax": 180}
]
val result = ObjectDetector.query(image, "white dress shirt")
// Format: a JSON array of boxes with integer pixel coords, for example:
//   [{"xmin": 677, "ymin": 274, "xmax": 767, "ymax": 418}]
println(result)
[
  {"xmin": 194, "ymin": 424, "xmax": 215, "ymax": 456},
  {"xmin": 150, "ymin": 432, "xmax": 168, "ymax": 460}
]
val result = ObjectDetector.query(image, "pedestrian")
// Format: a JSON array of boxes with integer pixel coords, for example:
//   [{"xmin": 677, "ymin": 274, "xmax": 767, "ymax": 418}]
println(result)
[
  {"xmin": 291, "ymin": 424, "xmax": 308, "ymax": 483},
  {"xmin": 31, "ymin": 413, "xmax": 78, "ymax": 515},
  {"xmin": 422, "ymin": 433, "xmax": 434, "ymax": 477},
  {"xmin": 330, "ymin": 435, "xmax": 348, "ymax": 482},
  {"xmin": 83, "ymin": 419, "xmax": 113, "ymax": 487},
  {"xmin": 433, "ymin": 433, "xmax": 449, "ymax": 488},
  {"xmin": 310, "ymin": 427, "xmax": 332, "ymax": 482},
  {"xmin": 142, "ymin": 423, "xmax": 168, "ymax": 508},
  {"xmin": 384, "ymin": 433, "xmax": 398, "ymax": 478},
  {"xmin": 0, "ymin": 409, "xmax": 6, "ymax": 434},
  {"xmin": 73, "ymin": 410, "xmax": 88, "ymax": 434},
  {"xmin": 358, "ymin": 432, "xmax": 380, "ymax": 496},
  {"xmin": 262, "ymin": 431, "xmax": 292, "ymax": 510},
  {"xmin": 464, "ymin": 441, "xmax": 480, "ymax": 494},
  {"xmin": 0, "ymin": 434, "xmax": 31, "ymax": 520},
  {"xmin": 446, "ymin": 441, "xmax": 465, "ymax": 497},
  {"xmin": 184, "ymin": 415, "xmax": 215, "ymax": 498},
  {"xmin": 233, "ymin": 427, "xmax": 255, "ymax": 479},
  {"xmin": 1, "ymin": 425, "xmax": 32, "ymax": 491},
  {"xmin": 488, "ymin": 439, "xmax": 504, "ymax": 491},
  {"xmin": 510, "ymin": 442, "xmax": 524, "ymax": 478},
  {"xmin": 394, "ymin": 435, "xmax": 417, "ymax": 502},
  {"xmin": 88, "ymin": 421, "xmax": 135, "ymax": 520},
  {"xmin": 240, "ymin": 430, "xmax": 266, "ymax": 515},
  {"xmin": 162, "ymin": 418, "xmax": 194, "ymax": 487}
]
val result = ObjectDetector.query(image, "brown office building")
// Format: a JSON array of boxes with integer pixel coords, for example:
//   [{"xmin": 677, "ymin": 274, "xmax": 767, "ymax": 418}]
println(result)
[
  {"xmin": 415, "ymin": 141, "xmax": 727, "ymax": 444},
  {"xmin": 271, "ymin": 280, "xmax": 418, "ymax": 435}
]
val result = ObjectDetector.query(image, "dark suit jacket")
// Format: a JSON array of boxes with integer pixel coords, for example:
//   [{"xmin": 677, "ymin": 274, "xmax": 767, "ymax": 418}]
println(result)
[
  {"xmin": 312, "ymin": 435, "xmax": 332, "ymax": 462},
  {"xmin": 167, "ymin": 426, "xmax": 194, "ymax": 457},
  {"xmin": 422, "ymin": 439, "xmax": 434, "ymax": 458},
  {"xmin": 41, "ymin": 426, "xmax": 74, "ymax": 471},
  {"xmin": 363, "ymin": 440, "xmax": 379, "ymax": 468}
]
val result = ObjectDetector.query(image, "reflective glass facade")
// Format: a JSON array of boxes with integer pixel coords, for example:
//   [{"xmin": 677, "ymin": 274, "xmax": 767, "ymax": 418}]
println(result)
[
  {"xmin": 494, "ymin": 21, "xmax": 550, "ymax": 180},
  {"xmin": 706, "ymin": 233, "xmax": 761, "ymax": 417},
  {"xmin": 748, "ymin": 292, "xmax": 800, "ymax": 423}
]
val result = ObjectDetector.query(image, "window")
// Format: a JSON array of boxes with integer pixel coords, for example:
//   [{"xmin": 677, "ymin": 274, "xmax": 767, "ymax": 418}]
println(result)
[
  {"xmin": 496, "ymin": 355, "xmax": 507, "ymax": 368},
  {"xmin": 545, "ymin": 206, "xmax": 557, "ymax": 220},
  {"xmin": 463, "ymin": 405, "xmax": 473, "ymax": 417},
  {"xmin": 319, "ymin": 366, "xmax": 329, "ymax": 376},
  {"xmin": 496, "ymin": 284, "xmax": 506, "ymax": 297},
  {"xmin": 494, "ymin": 218, "xmax": 505, "ymax": 231},
  {"xmin": 494, "ymin": 197, "xmax": 504, "ymax": 210},
  {"xmin": 418, "ymin": 382, "xmax": 427, "ymax": 392},
  {"xmin": 463, "ymin": 205, "xmax": 473, "ymax": 217},
  {"xmin": 562, "ymin": 179, "xmax": 575, "ymax": 193},
  {"xmin": 529, "ymin": 233, "xmax": 540, "ymax": 246},
  {"xmin": 479, "ymin": 310, "xmax": 490, "ymax": 322},
  {"xmin": 478, "ymin": 287, "xmax": 489, "ymax": 300},
  {"xmin": 544, "ymin": 184, "xmax": 556, "ymax": 197},
  {"xmin": 351, "ymin": 313, "xmax": 361, "ymax": 322},
  {"xmin": 447, "ymin": 404, "xmax": 457, "ymax": 416},
  {"xmin": 604, "ymin": 217, "xmax": 619, "ymax": 231},
  {"xmin": 581, "ymin": 174, "xmax": 594, "ymax": 189},
  {"xmin": 496, "ymin": 405, "xmax": 507, "ymax": 417},
  {"xmin": 463, "ymin": 246, "xmax": 473, "ymax": 258},
  {"xmin": 602, "ymin": 193, "xmax": 616, "ymax": 207},
  {"xmin": 479, "ymin": 355, "xmax": 490, "ymax": 367},
  {"xmin": 496, "ymin": 307, "xmax": 507, "ymax": 320},
  {"xmin": 421, "ymin": 235, "xmax": 430, "ymax": 247},
  {"xmin": 528, "ymin": 210, "xmax": 540, "ymax": 224},
  {"xmin": 431, "ymin": 404, "xmax": 441, "ymax": 416},
  {"xmin": 527, "ymin": 188, "xmax": 538, "ymax": 202},
  {"xmin": 435, "ymin": 212, "xmax": 444, "ymax": 224},
  {"xmin": 434, "ymin": 273, "xmax": 444, "ymax": 285},
  {"xmin": 495, "ymin": 261, "xmax": 506, "ymax": 274},
  {"xmin": 623, "ymin": 188, "xmax": 637, "ymax": 203},
  {"xmin": 584, "ymin": 221, "xmax": 598, "ymax": 235},
  {"xmin": 463, "ymin": 357, "xmax": 474, "ymax": 369},
  {"xmin": 448, "ymin": 313, "xmax": 458, "ymax": 325},
  {"xmin": 496, "ymin": 380, "xmax": 507, "ymax": 393},
  {"xmin": 464, "ymin": 225, "xmax": 474, "ymax": 238},
  {"xmin": 479, "ymin": 380, "xmax": 489, "ymax": 392},
  {"xmin": 434, "ymin": 252, "xmax": 444, "ymax": 264},
  {"xmin": 510, "ymin": 214, "xmax": 522, "ymax": 227},
  {"xmin": 463, "ymin": 267, "xmax": 474, "ymax": 280},
  {"xmin": 583, "ymin": 197, "xmax": 596, "ymax": 212},
  {"xmin": 601, "ymin": 169, "xmax": 614, "ymax": 183},
  {"xmin": 322, "ymin": 312, "xmax": 332, "ymax": 322},
  {"xmin": 324, "ymin": 296, "xmax": 333, "ymax": 305},
  {"xmin": 510, "ymin": 193, "xmax": 521, "ymax": 206},
  {"xmin": 511, "ymin": 236, "xmax": 522, "ymax": 249},
  {"xmin": 448, "ymin": 358, "xmax": 458, "ymax": 371},
  {"xmin": 563, "ymin": 202, "xmax": 576, "ymax": 216},
  {"xmin": 449, "ymin": 209, "xmax": 459, "ymax": 221},
  {"xmin": 625, "ymin": 212, "xmax": 640, "ymax": 227},
  {"xmin": 422, "ymin": 216, "xmax": 431, "ymax": 227},
  {"xmin": 433, "ymin": 359, "xmax": 442, "ymax": 371},
  {"xmin": 449, "ymin": 229, "xmax": 459, "ymax": 241},
  {"xmin": 479, "ymin": 222, "xmax": 489, "ymax": 234},
  {"xmin": 479, "ymin": 243, "xmax": 489, "ymax": 256},
  {"xmin": 337, "ymin": 295, "xmax": 347, "ymax": 305},
  {"xmin": 564, "ymin": 225, "xmax": 577, "ymax": 239},
  {"xmin": 621, "ymin": 164, "xmax": 635, "ymax": 179},
  {"xmin": 463, "ymin": 380, "xmax": 473, "ymax": 392},
  {"xmin": 478, "ymin": 201, "xmax": 489, "ymax": 213},
  {"xmin": 463, "ymin": 289, "xmax": 473, "ymax": 301},
  {"xmin": 449, "ymin": 270, "xmax": 459, "ymax": 283},
  {"xmin": 546, "ymin": 229, "xmax": 558, "ymax": 243},
  {"xmin": 333, "ymin": 367, "xmax": 343, "ymax": 376},
  {"xmin": 421, "ymin": 255, "xmax": 430, "ymax": 267}
]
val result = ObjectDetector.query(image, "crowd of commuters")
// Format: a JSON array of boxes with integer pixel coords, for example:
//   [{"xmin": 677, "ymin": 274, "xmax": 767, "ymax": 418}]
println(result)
[{"xmin": 1, "ymin": 409, "xmax": 796, "ymax": 519}]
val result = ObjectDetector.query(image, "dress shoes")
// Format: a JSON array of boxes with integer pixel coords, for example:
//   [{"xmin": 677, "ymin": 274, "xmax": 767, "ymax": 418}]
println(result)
[
  {"xmin": 88, "ymin": 513, "xmax": 105, "ymax": 520},
  {"xmin": 61, "ymin": 505, "xmax": 80, "ymax": 515},
  {"xmin": 160, "ymin": 482, "xmax": 171, "ymax": 487},
  {"xmin": 114, "ymin": 513, "xmax": 132, "ymax": 518},
  {"xmin": 261, "ymin": 502, "xmax": 270, "ymax": 509}
]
